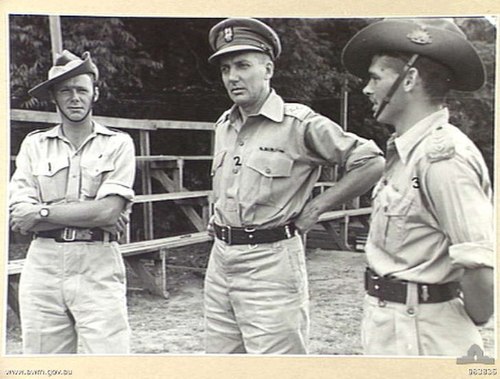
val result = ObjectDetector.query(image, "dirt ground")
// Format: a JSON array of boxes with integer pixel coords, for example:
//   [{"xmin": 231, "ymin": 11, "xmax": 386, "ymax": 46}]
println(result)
[{"xmin": 5, "ymin": 245, "xmax": 495, "ymax": 356}]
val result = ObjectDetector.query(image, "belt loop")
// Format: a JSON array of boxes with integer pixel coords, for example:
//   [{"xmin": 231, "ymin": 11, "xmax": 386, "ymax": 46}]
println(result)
[
  {"xmin": 226, "ymin": 225, "xmax": 232, "ymax": 245},
  {"xmin": 103, "ymin": 232, "xmax": 110, "ymax": 243},
  {"xmin": 406, "ymin": 282, "xmax": 418, "ymax": 313}
]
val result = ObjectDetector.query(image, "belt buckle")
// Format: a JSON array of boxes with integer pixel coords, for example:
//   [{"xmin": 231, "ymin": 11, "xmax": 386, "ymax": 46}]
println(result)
[{"xmin": 62, "ymin": 228, "xmax": 77, "ymax": 242}]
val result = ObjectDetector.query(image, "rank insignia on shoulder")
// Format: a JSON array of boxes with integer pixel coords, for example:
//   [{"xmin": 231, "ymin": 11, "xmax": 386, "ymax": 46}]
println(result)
[
  {"xmin": 284, "ymin": 103, "xmax": 311, "ymax": 121},
  {"xmin": 426, "ymin": 125, "xmax": 455, "ymax": 162}
]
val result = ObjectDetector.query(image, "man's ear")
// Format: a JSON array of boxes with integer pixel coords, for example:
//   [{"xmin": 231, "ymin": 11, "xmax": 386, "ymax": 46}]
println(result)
[
  {"xmin": 404, "ymin": 68, "xmax": 419, "ymax": 91},
  {"xmin": 93, "ymin": 87, "xmax": 100, "ymax": 102},
  {"xmin": 264, "ymin": 60, "xmax": 274, "ymax": 80}
]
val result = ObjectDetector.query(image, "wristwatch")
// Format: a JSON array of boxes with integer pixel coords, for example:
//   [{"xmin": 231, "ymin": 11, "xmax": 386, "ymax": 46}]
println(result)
[{"xmin": 39, "ymin": 207, "xmax": 50, "ymax": 218}]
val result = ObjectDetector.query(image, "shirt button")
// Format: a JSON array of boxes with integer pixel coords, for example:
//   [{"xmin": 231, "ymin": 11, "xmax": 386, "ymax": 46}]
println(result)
[
  {"xmin": 382, "ymin": 179, "xmax": 388, "ymax": 185},
  {"xmin": 383, "ymin": 206, "xmax": 388, "ymax": 212},
  {"xmin": 265, "ymin": 168, "xmax": 271, "ymax": 174},
  {"xmin": 239, "ymin": 141, "xmax": 244, "ymax": 146},
  {"xmin": 232, "ymin": 168, "xmax": 238, "ymax": 174}
]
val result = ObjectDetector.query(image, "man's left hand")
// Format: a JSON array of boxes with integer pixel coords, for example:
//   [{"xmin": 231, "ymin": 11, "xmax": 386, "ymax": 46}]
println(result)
[
  {"xmin": 10, "ymin": 203, "xmax": 41, "ymax": 234},
  {"xmin": 294, "ymin": 202, "xmax": 321, "ymax": 234}
]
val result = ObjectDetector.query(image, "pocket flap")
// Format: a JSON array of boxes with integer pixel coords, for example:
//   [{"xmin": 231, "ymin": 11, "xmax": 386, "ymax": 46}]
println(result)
[
  {"xmin": 384, "ymin": 196, "xmax": 413, "ymax": 216},
  {"xmin": 81, "ymin": 158, "xmax": 115, "ymax": 177},
  {"xmin": 34, "ymin": 158, "xmax": 69, "ymax": 177},
  {"xmin": 246, "ymin": 153, "xmax": 293, "ymax": 178}
]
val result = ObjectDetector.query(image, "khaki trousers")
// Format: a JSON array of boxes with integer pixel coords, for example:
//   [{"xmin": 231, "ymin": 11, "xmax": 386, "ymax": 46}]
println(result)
[
  {"xmin": 204, "ymin": 235, "xmax": 309, "ymax": 354},
  {"xmin": 19, "ymin": 238, "xmax": 130, "ymax": 354},
  {"xmin": 362, "ymin": 283, "xmax": 484, "ymax": 356}
]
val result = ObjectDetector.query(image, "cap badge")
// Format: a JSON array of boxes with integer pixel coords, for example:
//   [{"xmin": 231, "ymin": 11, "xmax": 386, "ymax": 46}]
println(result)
[
  {"xmin": 407, "ymin": 26, "xmax": 432, "ymax": 45},
  {"xmin": 223, "ymin": 27, "xmax": 234, "ymax": 42}
]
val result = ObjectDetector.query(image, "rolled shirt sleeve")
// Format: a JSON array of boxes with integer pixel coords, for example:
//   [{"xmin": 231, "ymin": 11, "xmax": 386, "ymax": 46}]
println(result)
[
  {"xmin": 303, "ymin": 114, "xmax": 383, "ymax": 171},
  {"xmin": 95, "ymin": 133, "xmax": 136, "ymax": 202},
  {"xmin": 9, "ymin": 136, "xmax": 41, "ymax": 207},
  {"xmin": 423, "ymin": 155, "xmax": 494, "ymax": 269}
]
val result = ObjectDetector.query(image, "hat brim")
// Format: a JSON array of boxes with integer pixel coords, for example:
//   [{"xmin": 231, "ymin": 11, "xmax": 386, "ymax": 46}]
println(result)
[
  {"xmin": 208, "ymin": 45, "xmax": 269, "ymax": 64},
  {"xmin": 28, "ymin": 59, "xmax": 96, "ymax": 100},
  {"xmin": 341, "ymin": 20, "xmax": 485, "ymax": 91}
]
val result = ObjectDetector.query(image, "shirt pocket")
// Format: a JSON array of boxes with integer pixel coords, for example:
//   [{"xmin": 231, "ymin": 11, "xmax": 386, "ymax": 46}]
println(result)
[
  {"xmin": 243, "ymin": 152, "xmax": 293, "ymax": 206},
  {"xmin": 81, "ymin": 157, "xmax": 115, "ymax": 198},
  {"xmin": 383, "ymin": 192, "xmax": 413, "ymax": 254},
  {"xmin": 211, "ymin": 150, "xmax": 226, "ymax": 200},
  {"xmin": 34, "ymin": 158, "xmax": 69, "ymax": 203}
]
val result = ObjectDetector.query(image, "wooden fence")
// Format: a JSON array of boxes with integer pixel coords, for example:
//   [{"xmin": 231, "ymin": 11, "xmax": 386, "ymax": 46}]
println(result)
[{"xmin": 7, "ymin": 109, "xmax": 371, "ymax": 318}]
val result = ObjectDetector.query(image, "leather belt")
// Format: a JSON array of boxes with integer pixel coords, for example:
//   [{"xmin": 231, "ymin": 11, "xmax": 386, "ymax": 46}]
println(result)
[
  {"xmin": 365, "ymin": 267, "xmax": 461, "ymax": 304},
  {"xmin": 214, "ymin": 223, "xmax": 297, "ymax": 245},
  {"xmin": 35, "ymin": 228, "xmax": 117, "ymax": 243}
]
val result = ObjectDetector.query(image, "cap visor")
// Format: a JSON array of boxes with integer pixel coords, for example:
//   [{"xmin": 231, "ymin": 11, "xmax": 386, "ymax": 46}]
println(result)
[{"xmin": 208, "ymin": 45, "xmax": 267, "ymax": 63}]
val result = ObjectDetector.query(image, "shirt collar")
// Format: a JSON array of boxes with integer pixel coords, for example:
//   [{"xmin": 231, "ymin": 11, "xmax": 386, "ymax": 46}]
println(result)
[
  {"xmin": 228, "ymin": 89, "xmax": 284, "ymax": 124},
  {"xmin": 394, "ymin": 108, "xmax": 450, "ymax": 164},
  {"xmin": 45, "ymin": 121, "xmax": 116, "ymax": 139}
]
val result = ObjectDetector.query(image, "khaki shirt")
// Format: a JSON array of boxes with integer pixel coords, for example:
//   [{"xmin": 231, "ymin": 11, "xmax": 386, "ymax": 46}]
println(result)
[
  {"xmin": 366, "ymin": 108, "xmax": 493, "ymax": 284},
  {"xmin": 211, "ymin": 90, "xmax": 383, "ymax": 228},
  {"xmin": 10, "ymin": 121, "xmax": 135, "ymax": 207}
]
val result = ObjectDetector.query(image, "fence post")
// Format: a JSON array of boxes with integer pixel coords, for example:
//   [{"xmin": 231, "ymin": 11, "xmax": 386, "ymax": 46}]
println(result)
[
  {"xmin": 49, "ymin": 16, "xmax": 63, "ymax": 62},
  {"xmin": 139, "ymin": 130, "xmax": 154, "ymax": 240}
]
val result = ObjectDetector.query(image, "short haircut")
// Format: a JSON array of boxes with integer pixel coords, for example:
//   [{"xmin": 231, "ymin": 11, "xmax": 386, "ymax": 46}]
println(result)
[
  {"xmin": 375, "ymin": 52, "xmax": 453, "ymax": 104},
  {"xmin": 256, "ymin": 52, "xmax": 273, "ymax": 64}
]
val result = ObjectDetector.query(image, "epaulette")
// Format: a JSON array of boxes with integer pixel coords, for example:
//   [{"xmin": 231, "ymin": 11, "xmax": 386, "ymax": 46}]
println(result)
[
  {"xmin": 425, "ymin": 124, "xmax": 456, "ymax": 163},
  {"xmin": 284, "ymin": 103, "xmax": 312, "ymax": 122},
  {"xmin": 214, "ymin": 110, "xmax": 231, "ymax": 128},
  {"xmin": 26, "ymin": 126, "xmax": 56, "ymax": 137},
  {"xmin": 106, "ymin": 127, "xmax": 126, "ymax": 134}
]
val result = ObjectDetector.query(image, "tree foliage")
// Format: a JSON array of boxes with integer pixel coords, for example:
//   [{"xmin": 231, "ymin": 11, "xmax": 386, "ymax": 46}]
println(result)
[
  {"xmin": 9, "ymin": 15, "xmax": 164, "ymax": 115},
  {"xmin": 9, "ymin": 15, "xmax": 495, "ymax": 176}
]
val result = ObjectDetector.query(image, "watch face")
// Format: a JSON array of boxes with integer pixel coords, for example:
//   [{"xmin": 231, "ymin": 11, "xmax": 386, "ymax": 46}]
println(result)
[{"xmin": 40, "ymin": 208, "xmax": 49, "ymax": 217}]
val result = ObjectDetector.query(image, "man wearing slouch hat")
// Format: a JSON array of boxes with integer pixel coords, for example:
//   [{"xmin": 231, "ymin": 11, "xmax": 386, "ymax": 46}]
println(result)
[
  {"xmin": 9, "ymin": 50, "xmax": 135, "ymax": 354},
  {"xmin": 342, "ymin": 18, "xmax": 494, "ymax": 356}
]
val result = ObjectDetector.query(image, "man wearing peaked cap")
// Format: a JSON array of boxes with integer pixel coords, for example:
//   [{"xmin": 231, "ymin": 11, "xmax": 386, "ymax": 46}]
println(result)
[
  {"xmin": 204, "ymin": 18, "xmax": 385, "ymax": 354},
  {"xmin": 9, "ymin": 50, "xmax": 136, "ymax": 354},
  {"xmin": 208, "ymin": 18, "xmax": 282, "ymax": 63},
  {"xmin": 342, "ymin": 18, "xmax": 494, "ymax": 356}
]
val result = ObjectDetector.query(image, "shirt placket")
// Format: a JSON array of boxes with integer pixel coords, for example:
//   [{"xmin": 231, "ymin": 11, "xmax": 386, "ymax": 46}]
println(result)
[
  {"xmin": 65, "ymin": 151, "xmax": 81, "ymax": 202},
  {"xmin": 226, "ymin": 124, "xmax": 244, "ymax": 199},
  {"xmin": 61, "ymin": 132, "xmax": 96, "ymax": 202}
]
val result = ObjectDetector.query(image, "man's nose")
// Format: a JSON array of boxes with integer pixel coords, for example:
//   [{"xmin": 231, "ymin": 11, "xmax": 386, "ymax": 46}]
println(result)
[
  {"xmin": 362, "ymin": 81, "xmax": 373, "ymax": 96},
  {"xmin": 69, "ymin": 89, "xmax": 80, "ymax": 101},
  {"xmin": 227, "ymin": 67, "xmax": 239, "ymax": 82}
]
